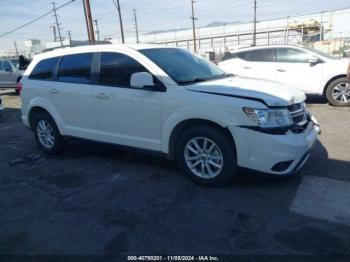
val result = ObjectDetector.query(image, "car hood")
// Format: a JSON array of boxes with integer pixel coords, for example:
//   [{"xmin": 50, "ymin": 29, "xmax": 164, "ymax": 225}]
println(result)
[{"xmin": 184, "ymin": 76, "xmax": 306, "ymax": 107}]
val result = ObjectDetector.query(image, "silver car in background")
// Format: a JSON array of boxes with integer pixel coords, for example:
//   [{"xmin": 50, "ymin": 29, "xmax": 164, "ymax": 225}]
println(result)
[{"xmin": 0, "ymin": 58, "xmax": 25, "ymax": 89}]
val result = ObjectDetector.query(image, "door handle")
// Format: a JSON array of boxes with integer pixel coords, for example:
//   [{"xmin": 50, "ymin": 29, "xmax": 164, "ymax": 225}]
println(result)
[
  {"xmin": 276, "ymin": 69, "xmax": 286, "ymax": 72},
  {"xmin": 243, "ymin": 66, "xmax": 252, "ymax": 69},
  {"xmin": 49, "ymin": 88, "xmax": 58, "ymax": 94},
  {"xmin": 95, "ymin": 93, "xmax": 110, "ymax": 99}
]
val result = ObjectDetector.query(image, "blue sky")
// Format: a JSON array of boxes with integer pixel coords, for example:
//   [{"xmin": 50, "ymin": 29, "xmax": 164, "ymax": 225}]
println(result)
[{"xmin": 0, "ymin": 0, "xmax": 350, "ymax": 50}]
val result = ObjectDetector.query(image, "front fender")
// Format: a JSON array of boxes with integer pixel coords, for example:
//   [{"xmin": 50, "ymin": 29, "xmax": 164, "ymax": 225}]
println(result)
[{"xmin": 161, "ymin": 105, "xmax": 240, "ymax": 153}]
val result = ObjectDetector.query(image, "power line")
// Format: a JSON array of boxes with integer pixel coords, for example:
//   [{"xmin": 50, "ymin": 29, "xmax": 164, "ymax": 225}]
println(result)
[{"xmin": 0, "ymin": 0, "xmax": 75, "ymax": 38}]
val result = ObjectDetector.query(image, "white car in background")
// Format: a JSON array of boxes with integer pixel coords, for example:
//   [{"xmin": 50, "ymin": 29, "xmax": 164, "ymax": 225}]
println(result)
[{"xmin": 219, "ymin": 45, "xmax": 350, "ymax": 106}]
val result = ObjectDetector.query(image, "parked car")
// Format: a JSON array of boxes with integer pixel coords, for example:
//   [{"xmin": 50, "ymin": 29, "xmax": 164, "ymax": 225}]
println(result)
[
  {"xmin": 0, "ymin": 58, "xmax": 24, "ymax": 90},
  {"xmin": 0, "ymin": 56, "xmax": 31, "ymax": 93},
  {"xmin": 219, "ymin": 45, "xmax": 350, "ymax": 106},
  {"xmin": 20, "ymin": 45, "xmax": 320, "ymax": 185}
]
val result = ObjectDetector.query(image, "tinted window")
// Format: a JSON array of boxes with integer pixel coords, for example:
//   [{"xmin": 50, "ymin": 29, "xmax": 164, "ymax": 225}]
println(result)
[
  {"xmin": 222, "ymin": 52, "xmax": 245, "ymax": 61},
  {"xmin": 58, "ymin": 53, "xmax": 92, "ymax": 84},
  {"xmin": 276, "ymin": 48, "xmax": 310, "ymax": 63},
  {"xmin": 2, "ymin": 61, "xmax": 12, "ymax": 71},
  {"xmin": 140, "ymin": 48, "xmax": 225, "ymax": 84},
  {"xmin": 30, "ymin": 57, "xmax": 59, "ymax": 80},
  {"xmin": 244, "ymin": 49, "xmax": 275, "ymax": 62},
  {"xmin": 99, "ymin": 52, "xmax": 149, "ymax": 87}
]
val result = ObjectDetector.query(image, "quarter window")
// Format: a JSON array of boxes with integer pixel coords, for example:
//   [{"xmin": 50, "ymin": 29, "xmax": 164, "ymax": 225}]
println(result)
[
  {"xmin": 276, "ymin": 48, "xmax": 310, "ymax": 63},
  {"xmin": 29, "ymin": 57, "xmax": 59, "ymax": 80},
  {"xmin": 58, "ymin": 53, "xmax": 92, "ymax": 84},
  {"xmin": 244, "ymin": 49, "xmax": 275, "ymax": 62},
  {"xmin": 99, "ymin": 52, "xmax": 149, "ymax": 87}
]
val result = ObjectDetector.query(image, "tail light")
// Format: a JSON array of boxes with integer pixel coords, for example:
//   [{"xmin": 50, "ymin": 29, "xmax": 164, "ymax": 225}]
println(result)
[{"xmin": 17, "ymin": 81, "xmax": 23, "ymax": 94}]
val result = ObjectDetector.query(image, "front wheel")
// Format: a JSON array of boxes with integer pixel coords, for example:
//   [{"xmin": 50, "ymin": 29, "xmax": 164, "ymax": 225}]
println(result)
[
  {"xmin": 325, "ymin": 77, "xmax": 350, "ymax": 106},
  {"xmin": 176, "ymin": 125, "xmax": 237, "ymax": 186}
]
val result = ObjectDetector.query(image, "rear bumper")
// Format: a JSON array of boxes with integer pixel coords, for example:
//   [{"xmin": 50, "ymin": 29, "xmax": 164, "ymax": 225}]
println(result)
[{"xmin": 228, "ymin": 118, "xmax": 320, "ymax": 175}]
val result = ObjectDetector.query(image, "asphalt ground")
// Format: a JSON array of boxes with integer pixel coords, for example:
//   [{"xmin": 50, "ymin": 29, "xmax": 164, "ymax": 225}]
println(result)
[{"xmin": 0, "ymin": 91, "xmax": 349, "ymax": 260}]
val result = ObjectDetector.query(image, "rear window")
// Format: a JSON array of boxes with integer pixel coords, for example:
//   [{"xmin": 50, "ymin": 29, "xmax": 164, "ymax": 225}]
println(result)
[
  {"xmin": 58, "ymin": 53, "xmax": 92, "ymax": 84},
  {"xmin": 29, "ymin": 57, "xmax": 59, "ymax": 80}
]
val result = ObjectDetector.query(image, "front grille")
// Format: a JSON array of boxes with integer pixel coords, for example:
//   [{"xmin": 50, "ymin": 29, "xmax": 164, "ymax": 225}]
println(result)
[{"xmin": 288, "ymin": 102, "xmax": 307, "ymax": 126}]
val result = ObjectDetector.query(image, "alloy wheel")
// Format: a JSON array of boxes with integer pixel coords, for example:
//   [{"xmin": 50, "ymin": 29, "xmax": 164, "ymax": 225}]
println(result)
[
  {"xmin": 36, "ymin": 119, "xmax": 55, "ymax": 149},
  {"xmin": 184, "ymin": 137, "xmax": 224, "ymax": 178}
]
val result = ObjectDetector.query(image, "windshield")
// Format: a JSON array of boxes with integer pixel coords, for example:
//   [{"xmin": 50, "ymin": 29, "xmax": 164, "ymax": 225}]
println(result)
[
  {"xmin": 304, "ymin": 47, "xmax": 337, "ymax": 60},
  {"xmin": 140, "ymin": 48, "xmax": 230, "ymax": 84}
]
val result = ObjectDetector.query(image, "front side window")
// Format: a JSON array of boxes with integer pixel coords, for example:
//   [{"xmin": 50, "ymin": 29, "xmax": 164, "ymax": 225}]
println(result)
[
  {"xmin": 58, "ymin": 53, "xmax": 92, "ymax": 84},
  {"xmin": 276, "ymin": 48, "xmax": 310, "ymax": 63},
  {"xmin": 244, "ymin": 49, "xmax": 275, "ymax": 62},
  {"xmin": 99, "ymin": 52, "xmax": 148, "ymax": 87},
  {"xmin": 29, "ymin": 57, "xmax": 59, "ymax": 80},
  {"xmin": 140, "ymin": 48, "xmax": 227, "ymax": 84}
]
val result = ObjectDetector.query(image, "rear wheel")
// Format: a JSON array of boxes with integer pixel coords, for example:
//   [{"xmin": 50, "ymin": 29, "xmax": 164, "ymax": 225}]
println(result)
[
  {"xmin": 32, "ymin": 112, "xmax": 65, "ymax": 154},
  {"xmin": 326, "ymin": 77, "xmax": 350, "ymax": 106},
  {"xmin": 176, "ymin": 125, "xmax": 236, "ymax": 186}
]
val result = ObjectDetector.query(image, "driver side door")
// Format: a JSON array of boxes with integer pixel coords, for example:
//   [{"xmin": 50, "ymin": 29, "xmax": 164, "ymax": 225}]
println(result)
[{"xmin": 92, "ymin": 52, "xmax": 165, "ymax": 151}]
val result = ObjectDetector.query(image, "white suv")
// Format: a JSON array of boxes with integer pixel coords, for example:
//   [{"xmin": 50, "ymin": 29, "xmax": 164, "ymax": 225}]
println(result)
[
  {"xmin": 219, "ymin": 45, "xmax": 350, "ymax": 106},
  {"xmin": 20, "ymin": 45, "xmax": 320, "ymax": 185}
]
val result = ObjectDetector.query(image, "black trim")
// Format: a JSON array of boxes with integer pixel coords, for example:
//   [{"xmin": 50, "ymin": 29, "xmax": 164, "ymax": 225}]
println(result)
[
  {"xmin": 63, "ymin": 135, "xmax": 167, "ymax": 158},
  {"xmin": 188, "ymin": 89, "xmax": 270, "ymax": 107}
]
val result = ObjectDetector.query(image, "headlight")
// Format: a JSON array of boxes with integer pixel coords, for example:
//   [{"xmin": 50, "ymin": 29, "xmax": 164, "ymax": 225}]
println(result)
[{"xmin": 243, "ymin": 107, "xmax": 293, "ymax": 128}]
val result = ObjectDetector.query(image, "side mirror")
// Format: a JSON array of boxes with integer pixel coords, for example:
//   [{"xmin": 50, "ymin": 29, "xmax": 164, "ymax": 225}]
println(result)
[
  {"xmin": 5, "ymin": 67, "xmax": 13, "ymax": 72},
  {"xmin": 130, "ymin": 72, "xmax": 155, "ymax": 89},
  {"xmin": 308, "ymin": 56, "xmax": 320, "ymax": 65}
]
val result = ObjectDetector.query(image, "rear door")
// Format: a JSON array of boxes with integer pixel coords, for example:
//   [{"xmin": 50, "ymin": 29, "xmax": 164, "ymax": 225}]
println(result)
[
  {"xmin": 274, "ymin": 48, "xmax": 323, "ymax": 93},
  {"xmin": 47, "ymin": 53, "xmax": 96, "ymax": 137},
  {"xmin": 239, "ymin": 48, "xmax": 277, "ymax": 81}
]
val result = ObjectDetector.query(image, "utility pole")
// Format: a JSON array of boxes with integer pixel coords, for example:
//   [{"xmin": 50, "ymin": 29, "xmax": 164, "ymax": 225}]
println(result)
[
  {"xmin": 52, "ymin": 2, "xmax": 63, "ymax": 47},
  {"xmin": 67, "ymin": 30, "xmax": 72, "ymax": 46},
  {"xmin": 14, "ymin": 41, "xmax": 19, "ymax": 57},
  {"xmin": 133, "ymin": 8, "xmax": 139, "ymax": 43},
  {"xmin": 94, "ymin": 19, "xmax": 100, "ymax": 41},
  {"xmin": 252, "ymin": 0, "xmax": 257, "ymax": 46},
  {"xmin": 83, "ymin": 0, "xmax": 95, "ymax": 44},
  {"xmin": 190, "ymin": 0, "xmax": 198, "ymax": 53},
  {"xmin": 82, "ymin": 0, "xmax": 91, "ymax": 43},
  {"xmin": 112, "ymin": 0, "xmax": 125, "ymax": 44}
]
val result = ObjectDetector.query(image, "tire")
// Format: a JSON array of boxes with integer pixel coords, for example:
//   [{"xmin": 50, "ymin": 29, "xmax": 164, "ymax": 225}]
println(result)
[
  {"xmin": 325, "ymin": 77, "xmax": 350, "ymax": 107},
  {"xmin": 32, "ymin": 112, "xmax": 65, "ymax": 154},
  {"xmin": 175, "ymin": 125, "xmax": 237, "ymax": 186}
]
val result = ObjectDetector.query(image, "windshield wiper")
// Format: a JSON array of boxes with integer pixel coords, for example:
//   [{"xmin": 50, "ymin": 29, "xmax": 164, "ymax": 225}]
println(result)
[
  {"xmin": 178, "ymin": 73, "xmax": 234, "ymax": 85},
  {"xmin": 177, "ymin": 78, "xmax": 210, "ymax": 84}
]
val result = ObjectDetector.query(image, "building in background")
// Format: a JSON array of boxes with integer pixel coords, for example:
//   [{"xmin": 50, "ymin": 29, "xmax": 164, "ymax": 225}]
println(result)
[{"xmin": 24, "ymin": 39, "xmax": 44, "ymax": 58}]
